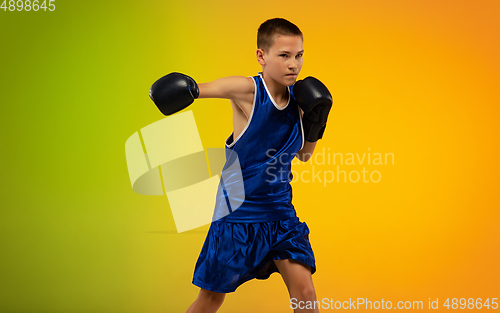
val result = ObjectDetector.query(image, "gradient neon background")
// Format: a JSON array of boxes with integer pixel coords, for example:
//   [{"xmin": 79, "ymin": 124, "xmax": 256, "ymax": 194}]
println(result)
[{"xmin": 1, "ymin": 0, "xmax": 499, "ymax": 312}]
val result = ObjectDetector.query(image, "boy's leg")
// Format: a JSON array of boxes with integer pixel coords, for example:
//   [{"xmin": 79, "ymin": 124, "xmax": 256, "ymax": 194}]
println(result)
[
  {"xmin": 274, "ymin": 259, "xmax": 319, "ymax": 313},
  {"xmin": 186, "ymin": 288, "xmax": 226, "ymax": 313}
]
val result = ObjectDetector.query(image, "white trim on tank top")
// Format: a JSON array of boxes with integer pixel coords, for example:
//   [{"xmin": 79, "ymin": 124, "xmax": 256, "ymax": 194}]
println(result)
[
  {"xmin": 258, "ymin": 72, "xmax": 290, "ymax": 110},
  {"xmin": 297, "ymin": 104, "xmax": 305, "ymax": 151},
  {"xmin": 225, "ymin": 76, "xmax": 258, "ymax": 149}
]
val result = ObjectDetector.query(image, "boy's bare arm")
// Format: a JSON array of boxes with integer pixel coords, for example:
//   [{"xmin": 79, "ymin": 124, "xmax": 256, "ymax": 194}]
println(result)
[
  {"xmin": 296, "ymin": 108, "xmax": 317, "ymax": 162},
  {"xmin": 198, "ymin": 76, "xmax": 254, "ymax": 101},
  {"xmin": 296, "ymin": 141, "xmax": 317, "ymax": 162}
]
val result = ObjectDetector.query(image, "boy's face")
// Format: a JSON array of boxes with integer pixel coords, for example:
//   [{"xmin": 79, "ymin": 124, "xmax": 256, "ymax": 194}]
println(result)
[{"xmin": 257, "ymin": 35, "xmax": 304, "ymax": 87}]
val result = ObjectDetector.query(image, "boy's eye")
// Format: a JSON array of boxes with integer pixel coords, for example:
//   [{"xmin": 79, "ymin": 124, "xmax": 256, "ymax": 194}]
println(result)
[
  {"xmin": 296, "ymin": 54, "xmax": 303, "ymax": 58},
  {"xmin": 280, "ymin": 54, "xmax": 288, "ymax": 57}
]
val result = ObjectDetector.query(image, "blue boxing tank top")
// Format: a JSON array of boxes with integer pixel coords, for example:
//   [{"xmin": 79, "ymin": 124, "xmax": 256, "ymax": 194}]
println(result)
[{"xmin": 212, "ymin": 72, "xmax": 305, "ymax": 223}]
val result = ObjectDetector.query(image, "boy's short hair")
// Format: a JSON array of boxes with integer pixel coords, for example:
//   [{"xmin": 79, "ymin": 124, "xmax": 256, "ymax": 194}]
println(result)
[{"xmin": 257, "ymin": 18, "xmax": 303, "ymax": 52}]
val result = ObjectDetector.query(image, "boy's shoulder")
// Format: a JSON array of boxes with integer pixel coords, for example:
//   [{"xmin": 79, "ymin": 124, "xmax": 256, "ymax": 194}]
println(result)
[
  {"xmin": 215, "ymin": 76, "xmax": 256, "ymax": 100},
  {"xmin": 225, "ymin": 75, "xmax": 255, "ymax": 92}
]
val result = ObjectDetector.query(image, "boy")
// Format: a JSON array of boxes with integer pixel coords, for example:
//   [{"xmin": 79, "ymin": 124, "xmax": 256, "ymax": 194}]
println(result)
[{"xmin": 149, "ymin": 18, "xmax": 332, "ymax": 313}]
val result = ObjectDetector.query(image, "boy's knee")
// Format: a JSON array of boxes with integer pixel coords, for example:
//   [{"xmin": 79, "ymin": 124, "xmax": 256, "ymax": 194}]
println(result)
[
  {"xmin": 292, "ymin": 284, "xmax": 317, "ymax": 301},
  {"xmin": 199, "ymin": 289, "xmax": 226, "ymax": 306}
]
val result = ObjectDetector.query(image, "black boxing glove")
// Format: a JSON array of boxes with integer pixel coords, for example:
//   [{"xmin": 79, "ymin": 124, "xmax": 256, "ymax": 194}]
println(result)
[
  {"xmin": 149, "ymin": 72, "xmax": 199, "ymax": 116},
  {"xmin": 293, "ymin": 77, "xmax": 333, "ymax": 142}
]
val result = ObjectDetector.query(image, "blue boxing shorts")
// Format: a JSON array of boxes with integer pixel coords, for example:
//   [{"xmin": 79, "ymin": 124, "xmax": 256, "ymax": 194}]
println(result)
[{"xmin": 192, "ymin": 216, "xmax": 316, "ymax": 293}]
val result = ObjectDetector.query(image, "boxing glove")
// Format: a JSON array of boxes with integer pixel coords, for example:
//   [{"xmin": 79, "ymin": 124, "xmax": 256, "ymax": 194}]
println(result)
[
  {"xmin": 293, "ymin": 77, "xmax": 333, "ymax": 142},
  {"xmin": 149, "ymin": 72, "xmax": 199, "ymax": 116}
]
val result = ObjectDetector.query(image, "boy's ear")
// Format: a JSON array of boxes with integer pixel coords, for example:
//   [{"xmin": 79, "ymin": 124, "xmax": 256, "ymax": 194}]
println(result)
[{"xmin": 256, "ymin": 49, "xmax": 266, "ymax": 66}]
